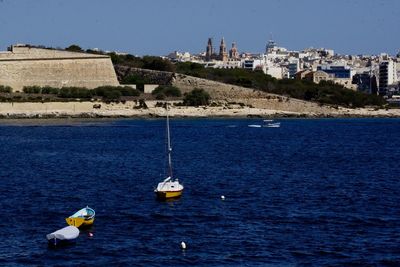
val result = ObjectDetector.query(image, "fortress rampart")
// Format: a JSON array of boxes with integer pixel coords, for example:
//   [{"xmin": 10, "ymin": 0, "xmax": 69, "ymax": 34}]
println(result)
[
  {"xmin": 0, "ymin": 45, "xmax": 119, "ymax": 91},
  {"xmin": 114, "ymin": 65, "xmax": 174, "ymax": 85}
]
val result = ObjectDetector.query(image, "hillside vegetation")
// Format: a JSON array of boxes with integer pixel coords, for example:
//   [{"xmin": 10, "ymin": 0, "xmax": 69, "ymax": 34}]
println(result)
[
  {"xmin": 80, "ymin": 45, "xmax": 385, "ymax": 108},
  {"xmin": 175, "ymin": 62, "xmax": 385, "ymax": 108}
]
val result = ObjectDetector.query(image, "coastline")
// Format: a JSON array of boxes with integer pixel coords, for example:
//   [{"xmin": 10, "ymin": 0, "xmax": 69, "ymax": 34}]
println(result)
[{"xmin": 0, "ymin": 100, "xmax": 399, "ymax": 120}]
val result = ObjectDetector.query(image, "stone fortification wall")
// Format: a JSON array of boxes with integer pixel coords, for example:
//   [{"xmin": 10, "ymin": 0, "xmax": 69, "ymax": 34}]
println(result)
[
  {"xmin": 0, "ymin": 46, "xmax": 119, "ymax": 91},
  {"xmin": 114, "ymin": 65, "xmax": 175, "ymax": 85}
]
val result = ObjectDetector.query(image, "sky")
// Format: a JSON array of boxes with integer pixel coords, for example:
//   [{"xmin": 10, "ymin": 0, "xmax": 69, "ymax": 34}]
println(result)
[{"xmin": 0, "ymin": 0, "xmax": 399, "ymax": 56}]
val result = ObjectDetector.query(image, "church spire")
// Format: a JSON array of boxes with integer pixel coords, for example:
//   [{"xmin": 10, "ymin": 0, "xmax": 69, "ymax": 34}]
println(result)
[
  {"xmin": 205, "ymin": 37, "xmax": 213, "ymax": 61},
  {"xmin": 219, "ymin": 37, "xmax": 228, "ymax": 61},
  {"xmin": 229, "ymin": 42, "xmax": 239, "ymax": 59}
]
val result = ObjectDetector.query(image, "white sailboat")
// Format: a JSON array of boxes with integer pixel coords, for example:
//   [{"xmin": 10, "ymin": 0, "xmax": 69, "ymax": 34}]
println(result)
[
  {"xmin": 47, "ymin": 226, "xmax": 79, "ymax": 246},
  {"xmin": 154, "ymin": 103, "xmax": 184, "ymax": 200}
]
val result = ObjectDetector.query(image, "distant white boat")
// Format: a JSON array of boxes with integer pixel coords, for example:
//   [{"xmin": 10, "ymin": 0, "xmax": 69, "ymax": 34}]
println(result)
[
  {"xmin": 249, "ymin": 120, "xmax": 281, "ymax": 128},
  {"xmin": 264, "ymin": 122, "xmax": 281, "ymax": 128},
  {"xmin": 47, "ymin": 226, "xmax": 79, "ymax": 246}
]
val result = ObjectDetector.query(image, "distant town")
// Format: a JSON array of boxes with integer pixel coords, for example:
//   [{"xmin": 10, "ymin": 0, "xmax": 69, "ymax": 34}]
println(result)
[{"xmin": 166, "ymin": 38, "xmax": 400, "ymax": 104}]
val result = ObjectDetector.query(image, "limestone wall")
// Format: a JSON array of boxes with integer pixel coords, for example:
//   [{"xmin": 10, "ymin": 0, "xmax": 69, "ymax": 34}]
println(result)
[
  {"xmin": 114, "ymin": 65, "xmax": 174, "ymax": 85},
  {"xmin": 0, "ymin": 46, "xmax": 119, "ymax": 91}
]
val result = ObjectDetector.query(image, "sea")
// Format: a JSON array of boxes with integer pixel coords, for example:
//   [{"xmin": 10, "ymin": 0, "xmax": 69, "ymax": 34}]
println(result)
[{"xmin": 0, "ymin": 118, "xmax": 399, "ymax": 266}]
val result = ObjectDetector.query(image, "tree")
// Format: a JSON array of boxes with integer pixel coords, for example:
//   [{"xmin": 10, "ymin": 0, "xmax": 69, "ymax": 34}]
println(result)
[
  {"xmin": 142, "ymin": 56, "xmax": 176, "ymax": 72},
  {"xmin": 66, "ymin": 44, "xmax": 83, "ymax": 52}
]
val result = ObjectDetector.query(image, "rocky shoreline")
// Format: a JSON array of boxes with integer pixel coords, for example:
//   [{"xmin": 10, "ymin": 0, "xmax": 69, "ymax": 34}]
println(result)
[
  {"xmin": 0, "ymin": 100, "xmax": 399, "ymax": 119},
  {"xmin": 0, "ymin": 72, "xmax": 397, "ymax": 120}
]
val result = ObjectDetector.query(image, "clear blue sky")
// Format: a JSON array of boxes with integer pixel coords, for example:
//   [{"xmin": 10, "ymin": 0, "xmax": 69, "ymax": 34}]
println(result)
[{"xmin": 0, "ymin": 0, "xmax": 398, "ymax": 56}]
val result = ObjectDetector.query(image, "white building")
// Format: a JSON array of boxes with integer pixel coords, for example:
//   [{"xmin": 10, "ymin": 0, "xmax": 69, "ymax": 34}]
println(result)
[
  {"xmin": 287, "ymin": 58, "xmax": 300, "ymax": 78},
  {"xmin": 379, "ymin": 59, "xmax": 398, "ymax": 95},
  {"xmin": 241, "ymin": 56, "xmax": 285, "ymax": 79},
  {"xmin": 167, "ymin": 51, "xmax": 192, "ymax": 62}
]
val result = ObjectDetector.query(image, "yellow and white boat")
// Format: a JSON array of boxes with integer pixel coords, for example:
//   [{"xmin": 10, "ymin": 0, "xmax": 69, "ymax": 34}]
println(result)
[
  {"xmin": 155, "ymin": 177, "xmax": 184, "ymax": 200},
  {"xmin": 154, "ymin": 103, "xmax": 184, "ymax": 200},
  {"xmin": 65, "ymin": 206, "xmax": 95, "ymax": 228}
]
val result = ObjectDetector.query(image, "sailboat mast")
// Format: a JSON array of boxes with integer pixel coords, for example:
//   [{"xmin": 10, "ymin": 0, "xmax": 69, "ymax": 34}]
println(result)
[{"xmin": 166, "ymin": 103, "xmax": 173, "ymax": 178}]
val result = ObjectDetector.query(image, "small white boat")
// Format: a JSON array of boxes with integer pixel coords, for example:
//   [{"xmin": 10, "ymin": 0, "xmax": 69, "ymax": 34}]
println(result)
[
  {"xmin": 264, "ymin": 122, "xmax": 281, "ymax": 128},
  {"xmin": 47, "ymin": 225, "xmax": 79, "ymax": 246},
  {"xmin": 248, "ymin": 124, "xmax": 262, "ymax": 128}
]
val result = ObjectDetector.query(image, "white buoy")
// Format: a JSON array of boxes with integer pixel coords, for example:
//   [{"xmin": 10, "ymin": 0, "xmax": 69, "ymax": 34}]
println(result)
[
  {"xmin": 181, "ymin": 241, "xmax": 186, "ymax": 250},
  {"xmin": 221, "ymin": 195, "xmax": 225, "ymax": 200}
]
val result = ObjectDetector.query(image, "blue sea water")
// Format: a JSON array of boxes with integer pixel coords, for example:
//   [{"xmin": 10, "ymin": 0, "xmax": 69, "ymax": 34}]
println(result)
[{"xmin": 0, "ymin": 118, "xmax": 399, "ymax": 266}]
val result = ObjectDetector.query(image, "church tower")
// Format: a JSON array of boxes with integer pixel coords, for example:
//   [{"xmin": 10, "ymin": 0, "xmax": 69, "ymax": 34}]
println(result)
[
  {"xmin": 205, "ymin": 38, "xmax": 213, "ymax": 61},
  {"xmin": 219, "ymin": 37, "xmax": 228, "ymax": 61},
  {"xmin": 229, "ymin": 42, "xmax": 239, "ymax": 59}
]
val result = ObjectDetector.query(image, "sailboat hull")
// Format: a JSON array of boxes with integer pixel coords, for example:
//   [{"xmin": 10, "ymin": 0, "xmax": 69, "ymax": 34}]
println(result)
[
  {"xmin": 156, "ymin": 190, "xmax": 183, "ymax": 200},
  {"xmin": 66, "ymin": 217, "xmax": 94, "ymax": 228},
  {"xmin": 65, "ymin": 207, "xmax": 95, "ymax": 228}
]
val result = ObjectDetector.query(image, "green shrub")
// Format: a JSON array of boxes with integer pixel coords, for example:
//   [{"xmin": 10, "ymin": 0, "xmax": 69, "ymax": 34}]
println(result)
[
  {"xmin": 0, "ymin": 85, "xmax": 12, "ymax": 93},
  {"xmin": 183, "ymin": 88, "xmax": 210, "ymax": 106},
  {"xmin": 103, "ymin": 90, "xmax": 122, "ymax": 100},
  {"xmin": 93, "ymin": 86, "xmax": 140, "ymax": 97},
  {"xmin": 23, "ymin": 86, "xmax": 61, "ymax": 94},
  {"xmin": 58, "ymin": 87, "xmax": 92, "ymax": 98},
  {"xmin": 152, "ymin": 85, "xmax": 181, "ymax": 97},
  {"xmin": 118, "ymin": 86, "xmax": 141, "ymax": 96},
  {"xmin": 23, "ymin": 86, "xmax": 42, "ymax": 94},
  {"xmin": 41, "ymin": 86, "xmax": 60, "ymax": 94},
  {"xmin": 155, "ymin": 93, "xmax": 166, "ymax": 100}
]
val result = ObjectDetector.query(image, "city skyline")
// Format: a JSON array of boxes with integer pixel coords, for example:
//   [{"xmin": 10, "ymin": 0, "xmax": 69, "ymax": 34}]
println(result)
[{"xmin": 0, "ymin": 0, "xmax": 399, "ymax": 56}]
